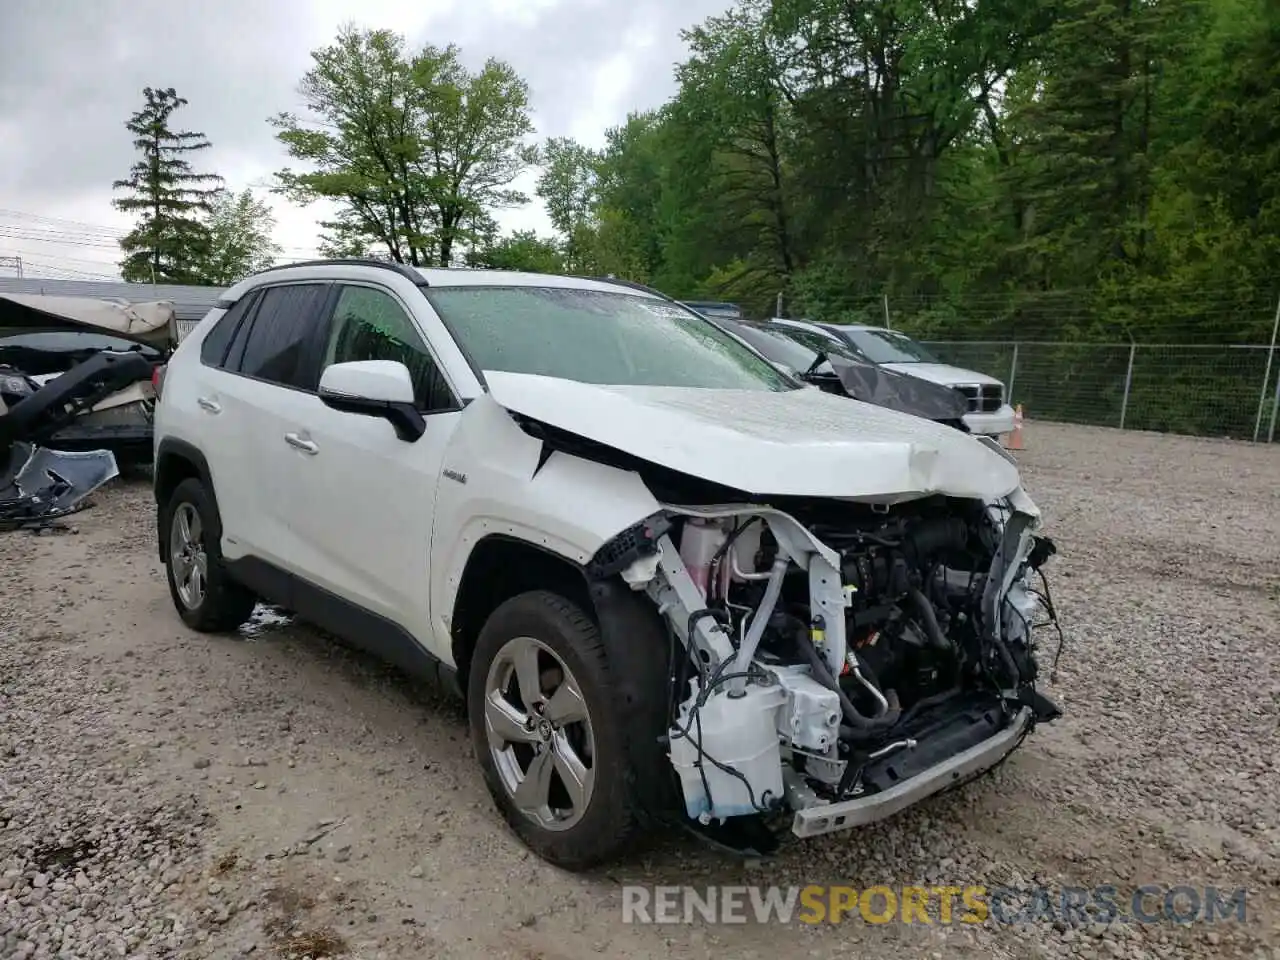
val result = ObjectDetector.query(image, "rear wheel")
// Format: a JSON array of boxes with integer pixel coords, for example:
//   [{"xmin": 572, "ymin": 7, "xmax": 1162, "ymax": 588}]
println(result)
[
  {"xmin": 468, "ymin": 590, "xmax": 648, "ymax": 869},
  {"xmin": 162, "ymin": 477, "xmax": 256, "ymax": 632}
]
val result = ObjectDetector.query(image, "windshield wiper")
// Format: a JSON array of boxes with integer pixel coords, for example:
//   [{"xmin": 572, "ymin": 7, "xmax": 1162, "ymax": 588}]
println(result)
[{"xmin": 803, "ymin": 350, "xmax": 830, "ymax": 376}]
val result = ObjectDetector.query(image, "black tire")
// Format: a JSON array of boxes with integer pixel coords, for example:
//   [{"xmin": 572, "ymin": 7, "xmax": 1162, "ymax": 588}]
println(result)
[
  {"xmin": 161, "ymin": 477, "xmax": 256, "ymax": 632},
  {"xmin": 468, "ymin": 590, "xmax": 654, "ymax": 870}
]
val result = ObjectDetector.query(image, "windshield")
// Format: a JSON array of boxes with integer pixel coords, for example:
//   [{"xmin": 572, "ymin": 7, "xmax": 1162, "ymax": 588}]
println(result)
[
  {"xmin": 767, "ymin": 325, "xmax": 863, "ymax": 364},
  {"xmin": 833, "ymin": 328, "xmax": 941, "ymax": 364},
  {"xmin": 425, "ymin": 286, "xmax": 795, "ymax": 391},
  {"xmin": 719, "ymin": 319, "xmax": 821, "ymax": 372}
]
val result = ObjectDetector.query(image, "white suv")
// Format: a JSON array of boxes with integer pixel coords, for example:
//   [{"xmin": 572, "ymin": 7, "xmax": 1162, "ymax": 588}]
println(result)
[{"xmin": 152, "ymin": 261, "xmax": 1062, "ymax": 868}]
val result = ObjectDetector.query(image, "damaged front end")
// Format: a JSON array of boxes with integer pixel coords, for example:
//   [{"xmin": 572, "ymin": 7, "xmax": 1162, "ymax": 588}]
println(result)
[{"xmin": 593, "ymin": 486, "xmax": 1064, "ymax": 845}]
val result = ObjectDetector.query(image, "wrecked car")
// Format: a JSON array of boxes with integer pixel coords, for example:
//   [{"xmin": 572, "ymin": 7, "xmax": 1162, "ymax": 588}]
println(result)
[
  {"xmin": 716, "ymin": 316, "xmax": 973, "ymax": 431},
  {"xmin": 0, "ymin": 294, "xmax": 176, "ymax": 464},
  {"xmin": 153, "ymin": 263, "xmax": 1063, "ymax": 869},
  {"xmin": 1, "ymin": 348, "xmax": 154, "ymax": 530}
]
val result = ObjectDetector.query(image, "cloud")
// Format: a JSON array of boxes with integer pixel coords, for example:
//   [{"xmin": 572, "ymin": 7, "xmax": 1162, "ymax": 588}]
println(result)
[{"xmin": 0, "ymin": 0, "xmax": 730, "ymax": 281}]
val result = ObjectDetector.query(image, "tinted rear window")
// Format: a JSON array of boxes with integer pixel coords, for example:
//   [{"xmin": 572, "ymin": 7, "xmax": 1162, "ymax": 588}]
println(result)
[{"xmin": 228, "ymin": 283, "xmax": 330, "ymax": 390}]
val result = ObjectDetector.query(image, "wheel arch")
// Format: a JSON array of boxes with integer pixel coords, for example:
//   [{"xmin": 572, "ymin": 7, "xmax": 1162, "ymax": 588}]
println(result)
[
  {"xmin": 449, "ymin": 534, "xmax": 595, "ymax": 697},
  {"xmin": 451, "ymin": 532, "xmax": 678, "ymax": 821},
  {"xmin": 153, "ymin": 438, "xmax": 214, "ymax": 562}
]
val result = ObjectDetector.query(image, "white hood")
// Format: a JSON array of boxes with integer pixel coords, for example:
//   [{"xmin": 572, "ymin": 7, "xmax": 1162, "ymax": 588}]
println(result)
[
  {"xmin": 483, "ymin": 371, "xmax": 1021, "ymax": 502},
  {"xmin": 879, "ymin": 362, "xmax": 1003, "ymax": 389}
]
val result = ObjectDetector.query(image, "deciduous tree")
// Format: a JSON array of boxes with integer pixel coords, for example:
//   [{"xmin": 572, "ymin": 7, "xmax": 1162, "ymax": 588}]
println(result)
[
  {"xmin": 271, "ymin": 25, "xmax": 537, "ymax": 267},
  {"xmin": 191, "ymin": 189, "xmax": 283, "ymax": 285}
]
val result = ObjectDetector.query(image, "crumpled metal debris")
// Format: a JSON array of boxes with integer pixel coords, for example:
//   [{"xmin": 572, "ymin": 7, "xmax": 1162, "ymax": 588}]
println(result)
[{"xmin": 0, "ymin": 441, "xmax": 118, "ymax": 532}]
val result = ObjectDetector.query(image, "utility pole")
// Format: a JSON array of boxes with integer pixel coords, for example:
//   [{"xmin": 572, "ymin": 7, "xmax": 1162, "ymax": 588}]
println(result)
[{"xmin": 0, "ymin": 255, "xmax": 22, "ymax": 278}]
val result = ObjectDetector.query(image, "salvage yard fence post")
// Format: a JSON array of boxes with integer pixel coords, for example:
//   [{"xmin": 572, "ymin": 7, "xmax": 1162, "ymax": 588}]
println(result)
[
  {"xmin": 1254, "ymin": 294, "xmax": 1280, "ymax": 442},
  {"xmin": 1119, "ymin": 342, "xmax": 1137, "ymax": 431},
  {"xmin": 1269, "ymin": 363, "xmax": 1280, "ymax": 444}
]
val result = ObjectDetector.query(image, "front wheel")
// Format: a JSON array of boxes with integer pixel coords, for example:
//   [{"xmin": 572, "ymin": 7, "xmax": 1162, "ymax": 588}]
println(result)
[{"xmin": 467, "ymin": 590, "xmax": 647, "ymax": 869}]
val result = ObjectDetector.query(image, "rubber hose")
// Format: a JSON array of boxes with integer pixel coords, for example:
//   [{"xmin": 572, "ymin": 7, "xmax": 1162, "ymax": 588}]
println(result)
[
  {"xmin": 908, "ymin": 587, "xmax": 951, "ymax": 651},
  {"xmin": 799, "ymin": 634, "xmax": 901, "ymax": 731}
]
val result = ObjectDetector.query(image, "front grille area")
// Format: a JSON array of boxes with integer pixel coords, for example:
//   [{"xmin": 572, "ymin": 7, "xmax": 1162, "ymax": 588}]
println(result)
[{"xmin": 956, "ymin": 384, "xmax": 1004, "ymax": 413}]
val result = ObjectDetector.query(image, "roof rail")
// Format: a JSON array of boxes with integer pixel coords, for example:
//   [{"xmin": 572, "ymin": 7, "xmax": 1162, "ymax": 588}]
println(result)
[
  {"xmin": 254, "ymin": 258, "xmax": 428, "ymax": 285},
  {"xmin": 577, "ymin": 274, "xmax": 684, "ymax": 302}
]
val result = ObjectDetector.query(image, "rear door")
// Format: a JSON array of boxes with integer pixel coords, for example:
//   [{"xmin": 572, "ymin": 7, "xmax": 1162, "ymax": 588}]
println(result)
[
  {"xmin": 179, "ymin": 290, "xmax": 265, "ymax": 561},
  {"xmin": 202, "ymin": 281, "xmax": 334, "ymax": 570}
]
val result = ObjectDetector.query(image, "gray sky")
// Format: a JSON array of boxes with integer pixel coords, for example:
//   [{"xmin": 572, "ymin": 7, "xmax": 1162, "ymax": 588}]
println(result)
[{"xmin": 0, "ymin": 0, "xmax": 730, "ymax": 282}]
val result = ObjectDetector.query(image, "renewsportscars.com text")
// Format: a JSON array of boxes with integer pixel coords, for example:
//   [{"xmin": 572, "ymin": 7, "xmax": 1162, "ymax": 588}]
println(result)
[{"xmin": 621, "ymin": 884, "xmax": 1248, "ymax": 926}]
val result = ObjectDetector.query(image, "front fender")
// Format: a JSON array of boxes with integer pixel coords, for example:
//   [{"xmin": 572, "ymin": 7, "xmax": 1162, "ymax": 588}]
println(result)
[{"xmin": 429, "ymin": 395, "xmax": 662, "ymax": 651}]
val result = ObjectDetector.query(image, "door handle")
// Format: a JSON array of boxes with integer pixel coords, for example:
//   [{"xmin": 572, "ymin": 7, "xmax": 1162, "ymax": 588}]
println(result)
[
  {"xmin": 284, "ymin": 432, "xmax": 319, "ymax": 455},
  {"xmin": 197, "ymin": 396, "xmax": 221, "ymax": 414}
]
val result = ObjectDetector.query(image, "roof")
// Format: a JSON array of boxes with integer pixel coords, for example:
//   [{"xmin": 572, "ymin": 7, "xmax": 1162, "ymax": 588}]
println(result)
[
  {"xmin": 0, "ymin": 277, "xmax": 226, "ymax": 322},
  {"xmin": 416, "ymin": 268, "xmax": 659, "ymax": 294}
]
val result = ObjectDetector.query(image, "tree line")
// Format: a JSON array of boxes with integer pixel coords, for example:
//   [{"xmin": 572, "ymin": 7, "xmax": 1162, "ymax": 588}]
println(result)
[{"xmin": 115, "ymin": 4, "xmax": 1280, "ymax": 349}]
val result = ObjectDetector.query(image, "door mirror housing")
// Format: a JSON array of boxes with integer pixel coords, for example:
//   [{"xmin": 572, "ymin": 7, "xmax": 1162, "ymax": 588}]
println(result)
[{"xmin": 317, "ymin": 360, "xmax": 425, "ymax": 442}]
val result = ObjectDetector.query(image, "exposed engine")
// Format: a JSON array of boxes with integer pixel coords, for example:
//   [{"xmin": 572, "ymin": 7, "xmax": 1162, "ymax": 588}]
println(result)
[{"xmin": 625, "ymin": 490, "xmax": 1064, "ymax": 837}]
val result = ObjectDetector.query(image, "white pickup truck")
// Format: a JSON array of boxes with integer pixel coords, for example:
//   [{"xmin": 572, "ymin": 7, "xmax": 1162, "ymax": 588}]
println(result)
[{"xmin": 151, "ymin": 261, "xmax": 1063, "ymax": 868}]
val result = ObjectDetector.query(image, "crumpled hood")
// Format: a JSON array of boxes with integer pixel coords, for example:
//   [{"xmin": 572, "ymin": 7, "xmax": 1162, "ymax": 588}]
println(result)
[
  {"xmin": 878, "ymin": 361, "xmax": 1003, "ymax": 389},
  {"xmin": 483, "ymin": 371, "xmax": 1022, "ymax": 502}
]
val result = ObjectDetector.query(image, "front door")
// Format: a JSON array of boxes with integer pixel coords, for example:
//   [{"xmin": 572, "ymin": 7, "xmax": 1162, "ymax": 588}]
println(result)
[{"xmin": 274, "ymin": 282, "xmax": 464, "ymax": 646}]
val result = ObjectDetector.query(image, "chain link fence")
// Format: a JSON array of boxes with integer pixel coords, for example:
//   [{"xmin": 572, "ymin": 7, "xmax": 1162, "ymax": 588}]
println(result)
[{"xmin": 920, "ymin": 340, "xmax": 1280, "ymax": 442}]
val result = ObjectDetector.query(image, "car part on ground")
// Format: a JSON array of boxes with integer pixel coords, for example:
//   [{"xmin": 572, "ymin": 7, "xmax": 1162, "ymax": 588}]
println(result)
[
  {"xmin": 717, "ymin": 317, "xmax": 972, "ymax": 428},
  {"xmin": 152, "ymin": 261, "xmax": 1064, "ymax": 869},
  {"xmin": 0, "ymin": 441, "xmax": 119, "ymax": 532}
]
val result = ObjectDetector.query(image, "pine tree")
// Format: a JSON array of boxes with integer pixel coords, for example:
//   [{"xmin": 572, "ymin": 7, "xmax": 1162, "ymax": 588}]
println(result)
[{"xmin": 112, "ymin": 87, "xmax": 224, "ymax": 283}]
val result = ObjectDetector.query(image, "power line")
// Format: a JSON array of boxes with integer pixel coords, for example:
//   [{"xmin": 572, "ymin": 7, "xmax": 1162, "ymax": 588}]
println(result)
[
  {"xmin": 0, "ymin": 207, "xmax": 325, "ymax": 259},
  {"xmin": 15, "ymin": 257, "xmax": 119, "ymax": 281}
]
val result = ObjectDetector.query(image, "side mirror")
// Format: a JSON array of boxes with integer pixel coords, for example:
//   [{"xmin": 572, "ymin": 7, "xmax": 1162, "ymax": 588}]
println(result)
[{"xmin": 317, "ymin": 360, "xmax": 425, "ymax": 442}]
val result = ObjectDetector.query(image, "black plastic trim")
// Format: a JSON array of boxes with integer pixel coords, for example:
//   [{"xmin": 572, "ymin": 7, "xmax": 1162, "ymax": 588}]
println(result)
[
  {"xmin": 223, "ymin": 556, "xmax": 461, "ymax": 698},
  {"xmin": 252, "ymin": 258, "xmax": 428, "ymax": 285}
]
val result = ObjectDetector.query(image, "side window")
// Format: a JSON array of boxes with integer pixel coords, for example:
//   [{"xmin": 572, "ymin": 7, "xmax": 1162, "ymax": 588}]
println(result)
[
  {"xmin": 322, "ymin": 285, "xmax": 455, "ymax": 412},
  {"xmin": 199, "ymin": 291, "xmax": 259, "ymax": 367},
  {"xmin": 231, "ymin": 283, "xmax": 330, "ymax": 390}
]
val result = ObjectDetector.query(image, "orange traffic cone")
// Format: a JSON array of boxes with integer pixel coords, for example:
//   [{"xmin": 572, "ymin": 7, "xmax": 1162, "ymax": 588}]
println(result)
[{"xmin": 1005, "ymin": 404, "xmax": 1025, "ymax": 451}]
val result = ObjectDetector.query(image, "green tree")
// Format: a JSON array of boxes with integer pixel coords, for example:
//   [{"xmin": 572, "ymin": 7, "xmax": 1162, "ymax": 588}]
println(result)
[
  {"xmin": 270, "ymin": 25, "xmax": 537, "ymax": 267},
  {"xmin": 190, "ymin": 189, "xmax": 283, "ymax": 285},
  {"xmin": 535, "ymin": 137, "xmax": 601, "ymax": 271},
  {"xmin": 112, "ymin": 87, "xmax": 224, "ymax": 283},
  {"xmin": 465, "ymin": 229, "xmax": 565, "ymax": 273}
]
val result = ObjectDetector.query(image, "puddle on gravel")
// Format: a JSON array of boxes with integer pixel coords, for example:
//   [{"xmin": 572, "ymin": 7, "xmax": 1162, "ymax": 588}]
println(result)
[{"xmin": 239, "ymin": 604, "xmax": 296, "ymax": 640}]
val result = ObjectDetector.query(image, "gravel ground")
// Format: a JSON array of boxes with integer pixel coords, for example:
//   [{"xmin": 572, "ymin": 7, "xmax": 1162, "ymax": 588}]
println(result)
[{"xmin": 1, "ymin": 421, "xmax": 1277, "ymax": 960}]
